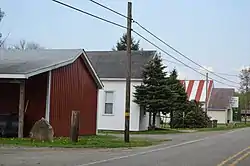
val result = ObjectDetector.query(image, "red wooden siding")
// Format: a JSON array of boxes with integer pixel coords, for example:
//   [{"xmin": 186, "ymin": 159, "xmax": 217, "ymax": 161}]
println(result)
[
  {"xmin": 24, "ymin": 73, "xmax": 47, "ymax": 136},
  {"xmin": 50, "ymin": 56, "xmax": 98, "ymax": 137},
  {"xmin": 195, "ymin": 80, "xmax": 205, "ymax": 102},
  {"xmin": 0, "ymin": 83, "xmax": 19, "ymax": 114},
  {"xmin": 186, "ymin": 80, "xmax": 195, "ymax": 100}
]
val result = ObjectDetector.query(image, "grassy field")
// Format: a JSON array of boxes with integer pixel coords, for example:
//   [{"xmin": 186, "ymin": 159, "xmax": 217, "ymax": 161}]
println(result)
[{"xmin": 0, "ymin": 135, "xmax": 169, "ymax": 148}]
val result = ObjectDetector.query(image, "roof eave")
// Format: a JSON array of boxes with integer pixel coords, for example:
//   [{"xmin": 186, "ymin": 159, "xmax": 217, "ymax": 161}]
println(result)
[
  {"xmin": 25, "ymin": 57, "xmax": 78, "ymax": 79},
  {"xmin": 1, "ymin": 50, "xmax": 83, "ymax": 79},
  {"xmin": 0, "ymin": 49, "xmax": 104, "ymax": 89},
  {"xmin": 100, "ymin": 78, "xmax": 142, "ymax": 82},
  {"xmin": 82, "ymin": 50, "xmax": 104, "ymax": 89},
  {"xmin": 208, "ymin": 108, "xmax": 227, "ymax": 111},
  {"xmin": 0, "ymin": 74, "xmax": 26, "ymax": 79}
]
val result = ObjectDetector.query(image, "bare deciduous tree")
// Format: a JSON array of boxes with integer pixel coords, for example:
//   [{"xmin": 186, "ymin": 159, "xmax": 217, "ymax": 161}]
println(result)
[
  {"xmin": 239, "ymin": 67, "xmax": 250, "ymax": 93},
  {"xmin": 11, "ymin": 40, "xmax": 43, "ymax": 50},
  {"xmin": 0, "ymin": 8, "xmax": 5, "ymax": 48}
]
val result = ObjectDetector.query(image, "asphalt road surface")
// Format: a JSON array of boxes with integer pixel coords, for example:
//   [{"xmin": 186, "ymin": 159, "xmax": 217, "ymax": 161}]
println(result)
[{"xmin": 1, "ymin": 128, "xmax": 250, "ymax": 166}]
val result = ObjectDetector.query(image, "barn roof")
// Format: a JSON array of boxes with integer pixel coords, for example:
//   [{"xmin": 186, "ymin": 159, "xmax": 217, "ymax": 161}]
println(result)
[
  {"xmin": 208, "ymin": 88, "xmax": 235, "ymax": 110},
  {"xmin": 0, "ymin": 49, "xmax": 103, "ymax": 88},
  {"xmin": 86, "ymin": 50, "xmax": 156, "ymax": 79},
  {"xmin": 180, "ymin": 80, "xmax": 214, "ymax": 103}
]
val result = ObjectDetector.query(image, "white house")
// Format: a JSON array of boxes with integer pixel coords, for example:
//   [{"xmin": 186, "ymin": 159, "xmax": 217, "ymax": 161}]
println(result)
[
  {"xmin": 207, "ymin": 88, "xmax": 235, "ymax": 124},
  {"xmin": 87, "ymin": 50, "xmax": 158, "ymax": 131},
  {"xmin": 87, "ymin": 49, "xmax": 234, "ymax": 130}
]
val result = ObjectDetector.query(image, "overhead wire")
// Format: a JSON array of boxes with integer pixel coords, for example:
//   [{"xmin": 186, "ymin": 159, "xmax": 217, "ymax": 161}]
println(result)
[
  {"xmin": 52, "ymin": 0, "xmax": 127, "ymax": 29},
  {"xmin": 133, "ymin": 30, "xmax": 239, "ymax": 88},
  {"xmin": 52, "ymin": 0, "xmax": 240, "ymax": 88},
  {"xmin": 133, "ymin": 22, "xmax": 239, "ymax": 85},
  {"xmin": 88, "ymin": 0, "xmax": 240, "ymax": 84},
  {"xmin": 162, "ymin": 58, "xmax": 239, "ymax": 77}
]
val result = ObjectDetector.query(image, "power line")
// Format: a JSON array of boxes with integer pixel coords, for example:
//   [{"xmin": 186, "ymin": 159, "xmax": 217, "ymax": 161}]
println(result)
[
  {"xmin": 52, "ymin": 0, "xmax": 127, "ymax": 29},
  {"xmin": 89, "ymin": 0, "xmax": 127, "ymax": 19},
  {"xmin": 133, "ymin": 22, "xmax": 239, "ymax": 85},
  {"xmin": 88, "ymin": 0, "xmax": 239, "ymax": 85},
  {"xmin": 133, "ymin": 30, "xmax": 240, "ymax": 88},
  {"xmin": 162, "ymin": 58, "xmax": 239, "ymax": 77},
  {"xmin": 215, "ymin": 72, "xmax": 239, "ymax": 77},
  {"xmin": 52, "ymin": 0, "xmax": 240, "ymax": 88}
]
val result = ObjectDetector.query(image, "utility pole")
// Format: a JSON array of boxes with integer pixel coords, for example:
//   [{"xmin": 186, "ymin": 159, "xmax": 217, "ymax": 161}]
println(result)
[
  {"xmin": 244, "ymin": 76, "xmax": 249, "ymax": 124},
  {"xmin": 205, "ymin": 73, "xmax": 208, "ymax": 113},
  {"xmin": 124, "ymin": 1, "xmax": 132, "ymax": 143},
  {"xmin": 245, "ymin": 95, "xmax": 247, "ymax": 124}
]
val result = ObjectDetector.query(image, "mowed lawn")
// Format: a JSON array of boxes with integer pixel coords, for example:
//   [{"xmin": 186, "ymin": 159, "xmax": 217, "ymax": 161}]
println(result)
[
  {"xmin": 99, "ymin": 128, "xmax": 184, "ymax": 135},
  {"xmin": 0, "ymin": 135, "xmax": 169, "ymax": 148},
  {"xmin": 100, "ymin": 122, "xmax": 250, "ymax": 135}
]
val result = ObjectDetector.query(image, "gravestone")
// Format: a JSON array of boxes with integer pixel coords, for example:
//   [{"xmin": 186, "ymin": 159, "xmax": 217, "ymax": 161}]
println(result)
[{"xmin": 30, "ymin": 117, "xmax": 54, "ymax": 142}]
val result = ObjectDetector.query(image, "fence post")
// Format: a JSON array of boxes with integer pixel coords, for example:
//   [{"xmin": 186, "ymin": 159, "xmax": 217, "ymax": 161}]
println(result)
[{"xmin": 70, "ymin": 110, "xmax": 80, "ymax": 142}]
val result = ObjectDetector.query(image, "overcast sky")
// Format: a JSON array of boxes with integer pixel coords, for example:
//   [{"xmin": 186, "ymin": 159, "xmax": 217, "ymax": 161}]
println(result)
[{"xmin": 1, "ymin": 0, "xmax": 249, "ymax": 89}]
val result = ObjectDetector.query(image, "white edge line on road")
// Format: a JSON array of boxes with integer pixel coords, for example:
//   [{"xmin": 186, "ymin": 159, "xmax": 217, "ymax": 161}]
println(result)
[{"xmin": 76, "ymin": 129, "xmax": 243, "ymax": 166}]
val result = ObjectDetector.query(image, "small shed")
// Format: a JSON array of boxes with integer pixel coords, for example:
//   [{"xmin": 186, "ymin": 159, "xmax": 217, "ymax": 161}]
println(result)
[
  {"xmin": 0, "ymin": 49, "xmax": 103, "ymax": 137},
  {"xmin": 208, "ymin": 88, "xmax": 235, "ymax": 124}
]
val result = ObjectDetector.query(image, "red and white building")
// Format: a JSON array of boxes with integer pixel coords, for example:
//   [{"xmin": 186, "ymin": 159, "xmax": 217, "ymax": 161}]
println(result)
[
  {"xmin": 179, "ymin": 80, "xmax": 234, "ymax": 124},
  {"xmin": 180, "ymin": 80, "xmax": 214, "ymax": 104}
]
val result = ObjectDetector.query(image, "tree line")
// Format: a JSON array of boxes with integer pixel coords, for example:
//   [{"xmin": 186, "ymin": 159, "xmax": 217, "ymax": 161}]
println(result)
[{"xmin": 0, "ymin": 8, "xmax": 42, "ymax": 50}]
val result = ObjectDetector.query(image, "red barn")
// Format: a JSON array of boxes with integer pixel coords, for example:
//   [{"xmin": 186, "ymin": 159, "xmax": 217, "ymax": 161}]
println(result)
[{"xmin": 0, "ymin": 49, "xmax": 103, "ymax": 137}]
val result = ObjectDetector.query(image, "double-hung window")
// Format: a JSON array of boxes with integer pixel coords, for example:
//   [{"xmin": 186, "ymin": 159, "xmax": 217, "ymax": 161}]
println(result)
[{"xmin": 104, "ymin": 91, "xmax": 114, "ymax": 115}]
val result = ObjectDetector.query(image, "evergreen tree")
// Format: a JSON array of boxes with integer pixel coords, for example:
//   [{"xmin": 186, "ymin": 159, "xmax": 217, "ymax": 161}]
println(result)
[
  {"xmin": 113, "ymin": 33, "xmax": 140, "ymax": 51},
  {"xmin": 166, "ymin": 69, "xmax": 189, "ymax": 128},
  {"xmin": 133, "ymin": 55, "xmax": 173, "ymax": 129},
  {"xmin": 184, "ymin": 100, "xmax": 210, "ymax": 128}
]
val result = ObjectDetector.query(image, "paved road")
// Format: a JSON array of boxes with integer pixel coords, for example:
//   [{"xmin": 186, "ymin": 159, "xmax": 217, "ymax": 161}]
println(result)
[{"xmin": 1, "ymin": 128, "xmax": 250, "ymax": 166}]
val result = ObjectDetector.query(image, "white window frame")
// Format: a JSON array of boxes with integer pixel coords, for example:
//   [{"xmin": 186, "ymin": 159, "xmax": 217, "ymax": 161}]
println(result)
[{"xmin": 103, "ymin": 91, "xmax": 115, "ymax": 116}]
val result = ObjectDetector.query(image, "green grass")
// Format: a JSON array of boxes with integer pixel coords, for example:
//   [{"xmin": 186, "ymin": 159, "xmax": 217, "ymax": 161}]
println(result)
[
  {"xmin": 99, "ymin": 128, "xmax": 184, "ymax": 135},
  {"xmin": 99, "ymin": 122, "xmax": 250, "ymax": 135},
  {"xmin": 0, "ymin": 135, "xmax": 168, "ymax": 148},
  {"xmin": 197, "ymin": 123, "xmax": 250, "ymax": 132}
]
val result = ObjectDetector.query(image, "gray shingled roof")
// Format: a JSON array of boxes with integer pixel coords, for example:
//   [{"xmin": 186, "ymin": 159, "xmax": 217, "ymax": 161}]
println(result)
[
  {"xmin": 208, "ymin": 88, "xmax": 235, "ymax": 110},
  {"xmin": 86, "ymin": 50, "xmax": 156, "ymax": 78},
  {"xmin": 0, "ymin": 49, "xmax": 82, "ymax": 74},
  {"xmin": 0, "ymin": 49, "xmax": 103, "ymax": 88}
]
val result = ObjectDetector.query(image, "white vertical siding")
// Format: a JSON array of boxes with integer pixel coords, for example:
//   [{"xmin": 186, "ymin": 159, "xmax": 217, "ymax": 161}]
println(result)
[
  {"xmin": 207, "ymin": 110, "xmax": 227, "ymax": 124},
  {"xmin": 97, "ymin": 80, "xmax": 142, "ymax": 131}
]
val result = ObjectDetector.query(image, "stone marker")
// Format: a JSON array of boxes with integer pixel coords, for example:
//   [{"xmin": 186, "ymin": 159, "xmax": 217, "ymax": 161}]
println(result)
[{"xmin": 30, "ymin": 117, "xmax": 54, "ymax": 142}]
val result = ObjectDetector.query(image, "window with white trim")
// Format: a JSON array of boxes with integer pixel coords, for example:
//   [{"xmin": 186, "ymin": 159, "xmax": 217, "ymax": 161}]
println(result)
[{"xmin": 104, "ymin": 91, "xmax": 114, "ymax": 115}]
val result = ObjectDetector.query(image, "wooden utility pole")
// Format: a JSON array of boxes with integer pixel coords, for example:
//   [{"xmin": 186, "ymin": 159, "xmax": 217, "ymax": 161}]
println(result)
[
  {"xmin": 205, "ymin": 73, "xmax": 208, "ymax": 113},
  {"xmin": 70, "ymin": 110, "xmax": 80, "ymax": 142},
  {"xmin": 244, "ymin": 95, "xmax": 247, "ymax": 124},
  {"xmin": 124, "ymin": 1, "xmax": 132, "ymax": 143},
  {"xmin": 18, "ymin": 81, "xmax": 25, "ymax": 138},
  {"xmin": 245, "ymin": 80, "xmax": 249, "ymax": 124}
]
